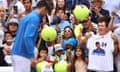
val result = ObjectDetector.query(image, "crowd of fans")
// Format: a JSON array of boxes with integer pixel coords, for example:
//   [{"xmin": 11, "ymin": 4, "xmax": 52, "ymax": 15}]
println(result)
[{"xmin": 0, "ymin": 0, "xmax": 120, "ymax": 72}]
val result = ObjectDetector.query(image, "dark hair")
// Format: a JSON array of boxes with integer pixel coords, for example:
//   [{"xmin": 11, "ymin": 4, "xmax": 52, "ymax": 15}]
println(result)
[
  {"xmin": 36, "ymin": 0, "xmax": 49, "ymax": 10},
  {"xmin": 72, "ymin": 48, "xmax": 85, "ymax": 72},
  {"xmin": 4, "ymin": 31, "xmax": 12, "ymax": 36},
  {"xmin": 55, "ymin": 7, "xmax": 65, "ymax": 14},
  {"xmin": 46, "ymin": 0, "xmax": 54, "ymax": 15},
  {"xmin": 63, "ymin": 26, "xmax": 75, "ymax": 39},
  {"xmin": 3, "ymin": 31, "xmax": 13, "ymax": 44},
  {"xmin": 96, "ymin": 42, "xmax": 100, "ymax": 45},
  {"xmin": 37, "ymin": 46, "xmax": 48, "ymax": 58},
  {"xmin": 23, "ymin": 0, "xmax": 32, "ymax": 3},
  {"xmin": 93, "ymin": 0, "xmax": 104, "ymax": 3},
  {"xmin": 97, "ymin": 16, "xmax": 111, "ymax": 27}
]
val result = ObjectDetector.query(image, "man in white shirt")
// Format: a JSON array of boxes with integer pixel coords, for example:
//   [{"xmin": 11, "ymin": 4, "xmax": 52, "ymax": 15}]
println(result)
[{"xmin": 87, "ymin": 16, "xmax": 119, "ymax": 72}]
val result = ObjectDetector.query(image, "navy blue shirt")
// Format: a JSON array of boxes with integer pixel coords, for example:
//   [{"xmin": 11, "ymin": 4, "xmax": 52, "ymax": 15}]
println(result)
[
  {"xmin": 65, "ymin": 0, "xmax": 90, "ymax": 10},
  {"xmin": 91, "ymin": 8, "xmax": 110, "ymax": 24}
]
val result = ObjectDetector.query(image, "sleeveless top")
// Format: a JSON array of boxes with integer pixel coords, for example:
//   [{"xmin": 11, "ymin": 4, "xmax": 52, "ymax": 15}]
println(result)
[{"xmin": 87, "ymin": 31, "xmax": 114, "ymax": 71}]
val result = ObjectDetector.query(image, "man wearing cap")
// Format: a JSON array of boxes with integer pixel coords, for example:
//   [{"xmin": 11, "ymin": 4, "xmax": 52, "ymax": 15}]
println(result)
[
  {"xmin": 7, "ymin": 18, "xmax": 19, "ymax": 37},
  {"xmin": 11, "ymin": 1, "xmax": 49, "ymax": 72}
]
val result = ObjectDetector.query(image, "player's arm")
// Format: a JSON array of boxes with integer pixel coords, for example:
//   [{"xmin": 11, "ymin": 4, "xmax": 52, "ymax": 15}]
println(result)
[{"xmin": 111, "ymin": 33, "xmax": 119, "ymax": 56}]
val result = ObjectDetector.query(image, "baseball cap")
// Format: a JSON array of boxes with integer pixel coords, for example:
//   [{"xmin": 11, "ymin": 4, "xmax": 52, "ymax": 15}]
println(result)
[
  {"xmin": 64, "ymin": 38, "xmax": 77, "ymax": 48},
  {"xmin": 9, "ymin": 18, "xmax": 19, "ymax": 24},
  {"xmin": 54, "ymin": 44, "xmax": 63, "ymax": 52}
]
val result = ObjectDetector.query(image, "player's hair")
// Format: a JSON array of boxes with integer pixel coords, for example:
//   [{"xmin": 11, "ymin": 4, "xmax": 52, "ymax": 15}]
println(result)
[{"xmin": 36, "ymin": 0, "xmax": 49, "ymax": 10}]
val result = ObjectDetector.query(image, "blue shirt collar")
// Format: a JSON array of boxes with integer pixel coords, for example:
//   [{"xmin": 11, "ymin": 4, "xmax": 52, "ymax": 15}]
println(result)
[{"xmin": 33, "ymin": 10, "xmax": 42, "ymax": 19}]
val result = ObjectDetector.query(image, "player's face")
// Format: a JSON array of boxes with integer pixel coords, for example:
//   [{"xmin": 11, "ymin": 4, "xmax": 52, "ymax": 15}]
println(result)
[{"xmin": 40, "ymin": 7, "xmax": 48, "ymax": 16}]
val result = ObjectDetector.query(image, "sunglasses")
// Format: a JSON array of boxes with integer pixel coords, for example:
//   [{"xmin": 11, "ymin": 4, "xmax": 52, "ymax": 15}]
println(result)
[
  {"xmin": 81, "ymin": 20, "xmax": 89, "ymax": 23},
  {"xmin": 64, "ymin": 30, "xmax": 72, "ymax": 32}
]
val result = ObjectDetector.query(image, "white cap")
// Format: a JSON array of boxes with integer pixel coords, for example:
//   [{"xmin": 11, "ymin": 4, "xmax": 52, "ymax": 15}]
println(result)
[{"xmin": 54, "ymin": 44, "xmax": 63, "ymax": 52}]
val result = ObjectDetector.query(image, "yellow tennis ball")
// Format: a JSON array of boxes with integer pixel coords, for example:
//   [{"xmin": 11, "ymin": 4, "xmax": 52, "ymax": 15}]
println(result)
[
  {"xmin": 41, "ymin": 26, "xmax": 57, "ymax": 42},
  {"xmin": 54, "ymin": 60, "xmax": 68, "ymax": 72},
  {"xmin": 74, "ymin": 24, "xmax": 83, "ymax": 38},
  {"xmin": 36, "ymin": 61, "xmax": 48, "ymax": 72},
  {"xmin": 73, "ymin": 5, "xmax": 90, "ymax": 21}
]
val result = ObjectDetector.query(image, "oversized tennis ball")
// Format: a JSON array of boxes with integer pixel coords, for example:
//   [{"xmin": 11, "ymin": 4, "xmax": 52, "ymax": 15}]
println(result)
[
  {"xmin": 36, "ymin": 61, "xmax": 48, "ymax": 72},
  {"xmin": 54, "ymin": 60, "xmax": 68, "ymax": 72},
  {"xmin": 73, "ymin": 5, "xmax": 90, "ymax": 21},
  {"xmin": 74, "ymin": 24, "xmax": 83, "ymax": 38},
  {"xmin": 41, "ymin": 26, "xmax": 57, "ymax": 42}
]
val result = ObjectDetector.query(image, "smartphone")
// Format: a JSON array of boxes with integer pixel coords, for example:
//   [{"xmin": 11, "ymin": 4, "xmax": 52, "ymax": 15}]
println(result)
[{"xmin": 13, "ymin": 6, "xmax": 18, "ymax": 14}]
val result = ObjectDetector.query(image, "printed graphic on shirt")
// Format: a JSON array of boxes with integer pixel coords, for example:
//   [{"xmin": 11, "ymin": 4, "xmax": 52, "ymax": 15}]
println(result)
[{"xmin": 92, "ymin": 42, "xmax": 105, "ymax": 56}]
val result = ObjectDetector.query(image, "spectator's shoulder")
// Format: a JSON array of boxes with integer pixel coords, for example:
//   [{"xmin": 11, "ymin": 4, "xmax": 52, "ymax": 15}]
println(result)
[{"xmin": 111, "ymin": 33, "xmax": 118, "ymax": 42}]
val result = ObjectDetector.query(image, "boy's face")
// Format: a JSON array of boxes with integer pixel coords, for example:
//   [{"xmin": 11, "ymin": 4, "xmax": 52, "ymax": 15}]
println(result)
[
  {"xmin": 40, "ymin": 50, "xmax": 48, "ymax": 58},
  {"xmin": 5, "ymin": 33, "xmax": 12, "ymax": 41},
  {"xmin": 55, "ymin": 50, "xmax": 63, "ymax": 56}
]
